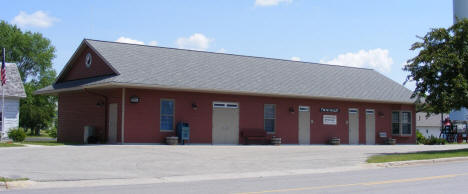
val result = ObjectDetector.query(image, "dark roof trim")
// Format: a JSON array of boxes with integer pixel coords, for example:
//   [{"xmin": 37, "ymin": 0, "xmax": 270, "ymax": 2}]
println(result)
[
  {"xmin": 37, "ymin": 81, "xmax": 415, "ymax": 104},
  {"xmin": 54, "ymin": 39, "xmax": 120, "ymax": 83}
]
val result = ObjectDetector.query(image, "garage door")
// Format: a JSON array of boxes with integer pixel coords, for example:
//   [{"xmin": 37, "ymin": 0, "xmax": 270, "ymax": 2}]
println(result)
[{"xmin": 212, "ymin": 102, "xmax": 239, "ymax": 144}]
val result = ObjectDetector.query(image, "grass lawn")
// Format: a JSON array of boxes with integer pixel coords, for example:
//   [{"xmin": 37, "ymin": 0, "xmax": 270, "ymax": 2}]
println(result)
[
  {"xmin": 0, "ymin": 143, "xmax": 24, "ymax": 148},
  {"xmin": 0, "ymin": 177, "xmax": 29, "ymax": 182},
  {"xmin": 20, "ymin": 141, "xmax": 64, "ymax": 146},
  {"xmin": 367, "ymin": 149, "xmax": 468, "ymax": 163}
]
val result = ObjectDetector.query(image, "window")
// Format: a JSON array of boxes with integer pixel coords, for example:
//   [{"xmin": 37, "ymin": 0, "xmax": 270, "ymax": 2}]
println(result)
[
  {"xmin": 392, "ymin": 111, "xmax": 412, "ymax": 135},
  {"xmin": 213, "ymin": 102, "xmax": 238, "ymax": 109},
  {"xmin": 264, "ymin": 104, "xmax": 276, "ymax": 133},
  {"xmin": 160, "ymin": 99, "xmax": 174, "ymax": 131}
]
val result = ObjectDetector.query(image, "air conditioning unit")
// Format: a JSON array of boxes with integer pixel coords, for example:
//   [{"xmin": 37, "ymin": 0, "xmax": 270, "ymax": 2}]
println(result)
[{"xmin": 83, "ymin": 125, "xmax": 95, "ymax": 144}]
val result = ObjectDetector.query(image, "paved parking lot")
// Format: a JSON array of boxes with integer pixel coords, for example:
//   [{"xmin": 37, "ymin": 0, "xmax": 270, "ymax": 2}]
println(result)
[{"xmin": 1, "ymin": 144, "xmax": 468, "ymax": 182}]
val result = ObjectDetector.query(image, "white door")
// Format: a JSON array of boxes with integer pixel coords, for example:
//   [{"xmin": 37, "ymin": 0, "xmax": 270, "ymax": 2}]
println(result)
[
  {"xmin": 212, "ymin": 102, "xmax": 239, "ymax": 144},
  {"xmin": 108, "ymin": 103, "xmax": 118, "ymax": 143},
  {"xmin": 365, "ymin": 109, "xmax": 376, "ymax": 144},
  {"xmin": 298, "ymin": 106, "xmax": 310, "ymax": 144},
  {"xmin": 348, "ymin": 108, "xmax": 359, "ymax": 144}
]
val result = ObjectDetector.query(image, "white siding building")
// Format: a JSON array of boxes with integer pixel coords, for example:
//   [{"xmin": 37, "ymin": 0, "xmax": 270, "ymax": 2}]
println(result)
[
  {"xmin": 0, "ymin": 63, "xmax": 26, "ymax": 140},
  {"xmin": 416, "ymin": 112, "xmax": 442, "ymax": 138}
]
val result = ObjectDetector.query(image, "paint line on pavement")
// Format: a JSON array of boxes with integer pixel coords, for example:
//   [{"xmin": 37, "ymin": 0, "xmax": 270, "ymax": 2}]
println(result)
[{"xmin": 235, "ymin": 172, "xmax": 468, "ymax": 194}]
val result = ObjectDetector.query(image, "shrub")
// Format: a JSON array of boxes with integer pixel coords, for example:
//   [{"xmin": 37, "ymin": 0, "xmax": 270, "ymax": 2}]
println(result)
[
  {"xmin": 7, "ymin": 128, "xmax": 26, "ymax": 142},
  {"xmin": 47, "ymin": 127, "xmax": 57, "ymax": 138},
  {"xmin": 416, "ymin": 131, "xmax": 426, "ymax": 144},
  {"xmin": 424, "ymin": 135, "xmax": 446, "ymax": 145}
]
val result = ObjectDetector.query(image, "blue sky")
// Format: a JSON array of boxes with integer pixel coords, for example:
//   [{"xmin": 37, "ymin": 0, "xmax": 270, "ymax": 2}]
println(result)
[{"xmin": 1, "ymin": 0, "xmax": 454, "ymax": 89}]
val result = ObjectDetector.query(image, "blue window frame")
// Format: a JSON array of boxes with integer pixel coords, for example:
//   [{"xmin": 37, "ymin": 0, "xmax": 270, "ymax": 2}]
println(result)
[
  {"xmin": 160, "ymin": 99, "xmax": 174, "ymax": 131},
  {"xmin": 264, "ymin": 104, "xmax": 276, "ymax": 133}
]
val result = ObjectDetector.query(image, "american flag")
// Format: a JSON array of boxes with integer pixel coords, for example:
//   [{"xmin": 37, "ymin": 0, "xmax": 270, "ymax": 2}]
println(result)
[{"xmin": 1, "ymin": 48, "xmax": 5, "ymax": 86}]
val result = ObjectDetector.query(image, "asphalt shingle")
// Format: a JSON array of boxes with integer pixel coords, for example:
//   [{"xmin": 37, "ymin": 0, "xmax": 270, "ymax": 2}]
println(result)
[{"xmin": 38, "ymin": 39, "xmax": 414, "ymax": 104}]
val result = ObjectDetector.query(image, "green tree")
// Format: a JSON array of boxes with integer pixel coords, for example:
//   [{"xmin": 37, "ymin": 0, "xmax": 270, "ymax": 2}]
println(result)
[
  {"xmin": 404, "ymin": 19, "xmax": 468, "ymax": 114},
  {"xmin": 0, "ymin": 21, "xmax": 56, "ymax": 135},
  {"xmin": 20, "ymin": 70, "xmax": 57, "ymax": 135}
]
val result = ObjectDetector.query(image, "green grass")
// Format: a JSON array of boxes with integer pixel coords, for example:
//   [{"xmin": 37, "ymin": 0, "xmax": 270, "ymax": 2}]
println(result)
[
  {"xmin": 0, "ymin": 177, "xmax": 29, "ymax": 182},
  {"xmin": 0, "ymin": 143, "xmax": 24, "ymax": 147},
  {"xmin": 367, "ymin": 149, "xmax": 468, "ymax": 163},
  {"xmin": 20, "ymin": 141, "xmax": 64, "ymax": 146}
]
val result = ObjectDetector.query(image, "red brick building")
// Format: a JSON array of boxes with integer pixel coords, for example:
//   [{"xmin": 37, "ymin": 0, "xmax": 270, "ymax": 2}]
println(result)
[{"xmin": 37, "ymin": 39, "xmax": 416, "ymax": 144}]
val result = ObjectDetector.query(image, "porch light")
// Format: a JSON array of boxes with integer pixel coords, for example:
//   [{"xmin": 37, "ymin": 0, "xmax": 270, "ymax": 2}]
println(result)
[
  {"xmin": 289, "ymin": 107, "xmax": 295, "ymax": 114},
  {"xmin": 192, "ymin": 103, "xmax": 198, "ymax": 110},
  {"xmin": 378, "ymin": 111, "xmax": 384, "ymax": 118},
  {"xmin": 129, "ymin": 96, "xmax": 140, "ymax": 103},
  {"xmin": 96, "ymin": 101, "xmax": 105, "ymax": 107}
]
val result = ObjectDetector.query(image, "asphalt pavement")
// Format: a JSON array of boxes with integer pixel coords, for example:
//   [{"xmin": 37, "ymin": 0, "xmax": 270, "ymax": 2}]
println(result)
[
  {"xmin": 1, "ymin": 144, "xmax": 468, "ymax": 182},
  {"xmin": 4, "ymin": 160, "xmax": 468, "ymax": 194}
]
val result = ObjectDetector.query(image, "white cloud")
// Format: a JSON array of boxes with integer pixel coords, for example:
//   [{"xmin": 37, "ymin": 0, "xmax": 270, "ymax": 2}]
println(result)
[
  {"xmin": 291, "ymin": 56, "xmax": 301, "ymax": 61},
  {"xmin": 116, "ymin": 37, "xmax": 144, "ymax": 45},
  {"xmin": 320, "ymin": 48, "xmax": 393, "ymax": 72},
  {"xmin": 255, "ymin": 0, "xmax": 292, "ymax": 6},
  {"xmin": 148, "ymin": 40, "xmax": 158, "ymax": 46},
  {"xmin": 217, "ymin": 48, "xmax": 226, "ymax": 53},
  {"xmin": 12, "ymin": 11, "xmax": 59, "ymax": 28},
  {"xmin": 176, "ymin": 33, "xmax": 213, "ymax": 51}
]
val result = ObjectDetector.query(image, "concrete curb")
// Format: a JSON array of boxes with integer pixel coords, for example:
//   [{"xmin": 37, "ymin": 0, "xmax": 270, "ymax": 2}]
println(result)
[{"xmin": 370, "ymin": 156, "xmax": 468, "ymax": 168}]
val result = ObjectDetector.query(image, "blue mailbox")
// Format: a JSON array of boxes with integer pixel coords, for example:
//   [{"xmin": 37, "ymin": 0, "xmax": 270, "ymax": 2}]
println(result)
[{"xmin": 176, "ymin": 122, "xmax": 190, "ymax": 144}]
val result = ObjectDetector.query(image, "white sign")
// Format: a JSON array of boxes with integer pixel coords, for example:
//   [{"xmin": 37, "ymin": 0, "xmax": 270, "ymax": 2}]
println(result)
[{"xmin": 323, "ymin": 115, "xmax": 337, "ymax": 125}]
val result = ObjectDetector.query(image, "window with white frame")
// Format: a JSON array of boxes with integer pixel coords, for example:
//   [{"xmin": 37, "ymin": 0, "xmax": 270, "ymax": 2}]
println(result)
[
  {"xmin": 160, "ymin": 99, "xmax": 174, "ymax": 131},
  {"xmin": 392, "ymin": 111, "xmax": 412, "ymax": 135},
  {"xmin": 264, "ymin": 104, "xmax": 276, "ymax": 133}
]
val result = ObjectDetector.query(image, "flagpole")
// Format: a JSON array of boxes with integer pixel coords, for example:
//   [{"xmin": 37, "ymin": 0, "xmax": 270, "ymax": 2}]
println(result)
[{"xmin": 1, "ymin": 48, "xmax": 4, "ymax": 140}]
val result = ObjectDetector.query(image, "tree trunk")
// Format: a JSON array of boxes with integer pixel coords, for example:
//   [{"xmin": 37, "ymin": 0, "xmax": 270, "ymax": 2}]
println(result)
[{"xmin": 35, "ymin": 128, "xmax": 40, "ymax": 136}]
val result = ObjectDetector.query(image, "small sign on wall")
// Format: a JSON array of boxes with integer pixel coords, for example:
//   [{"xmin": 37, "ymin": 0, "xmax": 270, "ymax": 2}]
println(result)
[
  {"xmin": 323, "ymin": 115, "xmax": 337, "ymax": 125},
  {"xmin": 379, "ymin": 132, "xmax": 387, "ymax": 138},
  {"xmin": 320, "ymin": 108, "xmax": 339, "ymax": 113}
]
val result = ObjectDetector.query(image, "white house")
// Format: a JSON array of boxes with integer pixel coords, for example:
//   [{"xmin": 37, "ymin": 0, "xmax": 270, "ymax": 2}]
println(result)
[
  {"xmin": 0, "ymin": 63, "xmax": 26, "ymax": 140},
  {"xmin": 416, "ymin": 112, "xmax": 442, "ymax": 138}
]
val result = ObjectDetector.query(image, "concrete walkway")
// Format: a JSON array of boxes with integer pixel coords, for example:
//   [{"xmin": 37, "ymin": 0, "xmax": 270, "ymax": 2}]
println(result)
[{"xmin": 1, "ymin": 144, "xmax": 467, "ymax": 183}]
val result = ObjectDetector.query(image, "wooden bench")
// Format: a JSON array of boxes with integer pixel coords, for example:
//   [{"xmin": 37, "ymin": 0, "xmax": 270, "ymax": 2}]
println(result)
[{"xmin": 240, "ymin": 129, "xmax": 268, "ymax": 145}]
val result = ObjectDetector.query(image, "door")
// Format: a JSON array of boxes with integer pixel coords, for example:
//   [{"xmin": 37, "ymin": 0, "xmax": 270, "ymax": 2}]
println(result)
[
  {"xmin": 108, "ymin": 103, "xmax": 118, "ymax": 143},
  {"xmin": 365, "ymin": 109, "xmax": 376, "ymax": 144},
  {"xmin": 298, "ymin": 106, "xmax": 310, "ymax": 144},
  {"xmin": 348, "ymin": 108, "xmax": 359, "ymax": 144},
  {"xmin": 212, "ymin": 102, "xmax": 239, "ymax": 144}
]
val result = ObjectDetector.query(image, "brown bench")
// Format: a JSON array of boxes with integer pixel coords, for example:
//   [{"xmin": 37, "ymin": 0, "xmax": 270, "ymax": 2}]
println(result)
[{"xmin": 240, "ymin": 129, "xmax": 268, "ymax": 145}]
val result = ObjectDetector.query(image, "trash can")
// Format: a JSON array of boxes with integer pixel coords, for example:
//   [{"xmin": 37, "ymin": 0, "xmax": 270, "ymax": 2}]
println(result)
[{"xmin": 176, "ymin": 122, "xmax": 190, "ymax": 144}]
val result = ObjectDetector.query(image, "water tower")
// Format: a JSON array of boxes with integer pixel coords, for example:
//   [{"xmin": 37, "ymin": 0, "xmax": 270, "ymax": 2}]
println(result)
[
  {"xmin": 454, "ymin": 0, "xmax": 468, "ymax": 23},
  {"xmin": 449, "ymin": 1, "xmax": 468, "ymax": 121}
]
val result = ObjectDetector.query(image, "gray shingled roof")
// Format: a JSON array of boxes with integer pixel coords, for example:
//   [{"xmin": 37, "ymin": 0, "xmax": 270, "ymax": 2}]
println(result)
[
  {"xmin": 38, "ymin": 39, "xmax": 415, "ymax": 104},
  {"xmin": 0, "ymin": 63, "xmax": 26, "ymax": 98}
]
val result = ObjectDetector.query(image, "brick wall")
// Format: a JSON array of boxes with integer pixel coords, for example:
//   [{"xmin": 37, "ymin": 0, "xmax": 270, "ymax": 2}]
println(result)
[{"xmin": 57, "ymin": 46, "xmax": 115, "ymax": 82}]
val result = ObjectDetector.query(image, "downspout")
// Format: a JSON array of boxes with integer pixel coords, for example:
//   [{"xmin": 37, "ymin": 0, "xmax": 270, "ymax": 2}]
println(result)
[
  {"xmin": 120, "ymin": 88, "xmax": 125, "ymax": 144},
  {"xmin": 84, "ymin": 88, "xmax": 108, "ymax": 142},
  {"xmin": 121, "ymin": 88, "xmax": 125, "ymax": 144}
]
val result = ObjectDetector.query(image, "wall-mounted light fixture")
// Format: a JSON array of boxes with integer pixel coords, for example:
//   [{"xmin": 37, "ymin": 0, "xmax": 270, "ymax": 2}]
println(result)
[
  {"xmin": 289, "ymin": 107, "xmax": 295, "ymax": 114},
  {"xmin": 96, "ymin": 101, "xmax": 105, "ymax": 107},
  {"xmin": 192, "ymin": 103, "xmax": 198, "ymax": 110},
  {"xmin": 378, "ymin": 111, "xmax": 384, "ymax": 118},
  {"xmin": 129, "ymin": 96, "xmax": 140, "ymax": 103}
]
